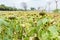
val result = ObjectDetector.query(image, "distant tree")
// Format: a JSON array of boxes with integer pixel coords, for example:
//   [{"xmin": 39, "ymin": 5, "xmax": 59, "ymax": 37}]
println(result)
[
  {"xmin": 30, "ymin": 7, "xmax": 36, "ymax": 10},
  {"xmin": 55, "ymin": 0, "xmax": 58, "ymax": 10},
  {"xmin": 21, "ymin": 2, "xmax": 27, "ymax": 11},
  {"xmin": 0, "ymin": 4, "xmax": 24, "ymax": 11},
  {"xmin": 38, "ymin": 7, "xmax": 40, "ymax": 10},
  {"xmin": 0, "ymin": 4, "xmax": 6, "ymax": 10},
  {"xmin": 18, "ymin": 9, "xmax": 24, "ymax": 11},
  {"xmin": 53, "ymin": 0, "xmax": 59, "ymax": 13},
  {"xmin": 0, "ymin": 4, "xmax": 18, "ymax": 11},
  {"xmin": 8, "ymin": 7, "xmax": 13, "ymax": 11},
  {"xmin": 46, "ymin": 0, "xmax": 51, "ymax": 12},
  {"xmin": 13, "ymin": 8, "xmax": 17, "ymax": 11},
  {"xmin": 53, "ymin": 9, "xmax": 60, "ymax": 13}
]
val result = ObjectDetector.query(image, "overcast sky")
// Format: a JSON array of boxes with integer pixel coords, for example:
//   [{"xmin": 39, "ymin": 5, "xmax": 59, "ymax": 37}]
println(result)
[{"xmin": 0, "ymin": 0, "xmax": 60, "ymax": 10}]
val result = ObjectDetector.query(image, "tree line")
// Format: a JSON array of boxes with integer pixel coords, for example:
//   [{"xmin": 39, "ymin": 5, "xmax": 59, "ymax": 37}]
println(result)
[
  {"xmin": 0, "ymin": 4, "xmax": 19, "ymax": 11},
  {"xmin": 0, "ymin": 4, "xmax": 37, "ymax": 11},
  {"xmin": 0, "ymin": 4, "xmax": 60, "ymax": 12}
]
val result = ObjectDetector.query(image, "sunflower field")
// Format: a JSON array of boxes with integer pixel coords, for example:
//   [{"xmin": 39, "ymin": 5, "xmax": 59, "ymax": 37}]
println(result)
[{"xmin": 0, "ymin": 11, "xmax": 60, "ymax": 40}]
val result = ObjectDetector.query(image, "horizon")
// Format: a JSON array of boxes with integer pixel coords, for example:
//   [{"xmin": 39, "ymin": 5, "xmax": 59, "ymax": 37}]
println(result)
[{"xmin": 0, "ymin": 0, "xmax": 60, "ymax": 11}]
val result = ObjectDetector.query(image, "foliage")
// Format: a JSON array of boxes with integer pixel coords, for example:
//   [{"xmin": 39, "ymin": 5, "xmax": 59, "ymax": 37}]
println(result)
[
  {"xmin": 53, "ymin": 9, "xmax": 60, "ymax": 13},
  {"xmin": 30, "ymin": 7, "xmax": 36, "ymax": 10},
  {"xmin": 0, "ymin": 4, "xmax": 18, "ymax": 11},
  {"xmin": 0, "ymin": 11, "xmax": 60, "ymax": 40}
]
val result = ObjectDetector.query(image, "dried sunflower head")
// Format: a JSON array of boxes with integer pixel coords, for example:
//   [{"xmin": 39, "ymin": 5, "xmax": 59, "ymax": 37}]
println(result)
[
  {"xmin": 39, "ymin": 12, "xmax": 46, "ymax": 16},
  {"xmin": 32, "ymin": 37, "xmax": 39, "ymax": 40},
  {"xmin": 8, "ymin": 16, "xmax": 16, "ymax": 20}
]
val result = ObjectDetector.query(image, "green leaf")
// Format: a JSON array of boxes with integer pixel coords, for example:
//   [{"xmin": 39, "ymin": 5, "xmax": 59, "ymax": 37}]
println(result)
[
  {"xmin": 15, "ymin": 25, "xmax": 20, "ymax": 32},
  {"xmin": 0, "ymin": 26, "xmax": 2, "ymax": 33},
  {"xmin": 48, "ymin": 25, "xmax": 58, "ymax": 38},
  {"xmin": 41, "ymin": 32, "xmax": 49, "ymax": 40},
  {"xmin": 42, "ymin": 18, "xmax": 49, "ymax": 24},
  {"xmin": 28, "ymin": 27, "xmax": 36, "ymax": 36},
  {"xmin": 0, "ymin": 34, "xmax": 2, "ymax": 40},
  {"xmin": 0, "ymin": 19, "xmax": 9, "ymax": 26},
  {"xmin": 37, "ymin": 20, "xmax": 43, "ymax": 27},
  {"xmin": 6, "ymin": 27, "xmax": 13, "ymax": 37},
  {"xmin": 24, "ymin": 36, "xmax": 29, "ymax": 40}
]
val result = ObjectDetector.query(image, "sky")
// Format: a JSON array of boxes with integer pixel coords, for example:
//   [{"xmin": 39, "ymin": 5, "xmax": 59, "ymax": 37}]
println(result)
[{"xmin": 0, "ymin": 0, "xmax": 60, "ymax": 10}]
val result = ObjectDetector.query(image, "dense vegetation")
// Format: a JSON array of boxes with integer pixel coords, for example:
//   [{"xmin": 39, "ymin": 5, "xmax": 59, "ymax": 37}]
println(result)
[
  {"xmin": 0, "ymin": 4, "xmax": 60, "ymax": 12},
  {"xmin": 0, "ymin": 11, "xmax": 60, "ymax": 40},
  {"xmin": 0, "ymin": 4, "xmax": 36, "ymax": 11},
  {"xmin": 0, "ymin": 4, "xmax": 18, "ymax": 11}
]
